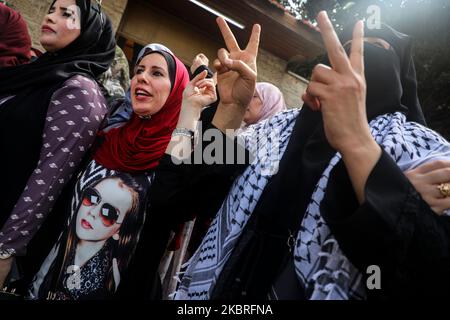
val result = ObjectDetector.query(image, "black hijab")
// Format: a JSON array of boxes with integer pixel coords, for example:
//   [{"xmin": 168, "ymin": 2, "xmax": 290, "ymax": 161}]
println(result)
[
  {"xmin": 339, "ymin": 23, "xmax": 426, "ymax": 125},
  {"xmin": 0, "ymin": 0, "xmax": 115, "ymax": 94},
  {"xmin": 211, "ymin": 23, "xmax": 427, "ymax": 299},
  {"xmin": 0, "ymin": 0, "xmax": 115, "ymax": 225},
  {"xmin": 0, "ymin": 2, "xmax": 116, "ymax": 294}
]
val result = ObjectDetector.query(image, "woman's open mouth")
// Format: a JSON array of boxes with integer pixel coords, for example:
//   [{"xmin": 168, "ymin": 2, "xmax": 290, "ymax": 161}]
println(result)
[{"xmin": 135, "ymin": 87, "xmax": 153, "ymax": 101}]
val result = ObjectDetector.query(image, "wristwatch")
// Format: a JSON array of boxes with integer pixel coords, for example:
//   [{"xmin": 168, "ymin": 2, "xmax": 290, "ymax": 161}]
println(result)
[{"xmin": 0, "ymin": 248, "xmax": 15, "ymax": 260}]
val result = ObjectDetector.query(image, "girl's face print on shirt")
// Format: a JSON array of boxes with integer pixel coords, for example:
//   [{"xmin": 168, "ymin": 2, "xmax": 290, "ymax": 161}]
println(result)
[{"xmin": 76, "ymin": 178, "xmax": 134, "ymax": 242}]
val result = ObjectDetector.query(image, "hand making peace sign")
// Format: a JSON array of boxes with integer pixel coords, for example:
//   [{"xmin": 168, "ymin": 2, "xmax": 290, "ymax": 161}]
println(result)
[
  {"xmin": 304, "ymin": 11, "xmax": 383, "ymax": 203},
  {"xmin": 214, "ymin": 17, "xmax": 261, "ymax": 109},
  {"xmin": 303, "ymin": 11, "xmax": 370, "ymax": 154}
]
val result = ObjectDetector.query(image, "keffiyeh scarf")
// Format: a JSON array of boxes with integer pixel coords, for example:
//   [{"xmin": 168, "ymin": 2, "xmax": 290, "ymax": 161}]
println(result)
[{"xmin": 175, "ymin": 111, "xmax": 450, "ymax": 300}]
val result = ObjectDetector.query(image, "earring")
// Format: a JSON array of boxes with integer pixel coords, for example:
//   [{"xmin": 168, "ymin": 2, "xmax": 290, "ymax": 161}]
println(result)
[{"xmin": 112, "ymin": 233, "xmax": 119, "ymax": 241}]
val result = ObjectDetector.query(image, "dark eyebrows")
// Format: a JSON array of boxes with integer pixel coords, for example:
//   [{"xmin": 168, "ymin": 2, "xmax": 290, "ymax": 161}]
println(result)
[
  {"xmin": 136, "ymin": 64, "xmax": 167, "ymax": 73},
  {"xmin": 152, "ymin": 66, "xmax": 166, "ymax": 72},
  {"xmin": 49, "ymin": 5, "xmax": 74, "ymax": 13},
  {"xmin": 60, "ymin": 6, "xmax": 76, "ymax": 14}
]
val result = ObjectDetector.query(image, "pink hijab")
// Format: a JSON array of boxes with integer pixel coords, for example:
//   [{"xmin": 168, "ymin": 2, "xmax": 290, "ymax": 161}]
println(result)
[{"xmin": 254, "ymin": 82, "xmax": 287, "ymax": 123}]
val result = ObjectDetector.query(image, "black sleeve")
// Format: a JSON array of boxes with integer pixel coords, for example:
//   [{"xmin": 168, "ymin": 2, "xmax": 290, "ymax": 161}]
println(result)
[
  {"xmin": 321, "ymin": 149, "xmax": 450, "ymax": 299},
  {"xmin": 117, "ymin": 124, "xmax": 251, "ymax": 299},
  {"xmin": 148, "ymin": 123, "xmax": 251, "ymax": 228}
]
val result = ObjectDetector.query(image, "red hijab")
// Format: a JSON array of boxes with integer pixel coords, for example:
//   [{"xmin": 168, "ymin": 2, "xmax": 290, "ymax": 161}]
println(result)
[
  {"xmin": 94, "ymin": 50, "xmax": 189, "ymax": 173},
  {"xmin": 0, "ymin": 3, "xmax": 31, "ymax": 67}
]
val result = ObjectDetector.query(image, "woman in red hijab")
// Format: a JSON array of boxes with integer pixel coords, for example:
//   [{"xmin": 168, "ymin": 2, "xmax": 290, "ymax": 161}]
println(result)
[
  {"xmin": 29, "ymin": 43, "xmax": 217, "ymax": 300},
  {"xmin": 0, "ymin": 3, "xmax": 32, "ymax": 67}
]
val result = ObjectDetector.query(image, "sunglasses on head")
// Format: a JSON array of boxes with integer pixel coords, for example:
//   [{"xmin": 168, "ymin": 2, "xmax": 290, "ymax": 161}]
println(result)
[
  {"xmin": 137, "ymin": 43, "xmax": 173, "ymax": 61},
  {"xmin": 81, "ymin": 187, "xmax": 121, "ymax": 227}
]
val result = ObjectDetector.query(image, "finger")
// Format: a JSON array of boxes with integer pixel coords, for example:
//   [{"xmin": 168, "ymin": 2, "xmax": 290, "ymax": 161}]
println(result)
[
  {"xmin": 196, "ymin": 53, "xmax": 208, "ymax": 61},
  {"xmin": 221, "ymin": 58, "xmax": 257, "ymax": 81},
  {"xmin": 313, "ymin": 97, "xmax": 321, "ymax": 110},
  {"xmin": 217, "ymin": 17, "xmax": 240, "ymax": 52},
  {"xmin": 191, "ymin": 70, "xmax": 208, "ymax": 83},
  {"xmin": 306, "ymin": 81, "xmax": 328, "ymax": 101},
  {"xmin": 301, "ymin": 93, "xmax": 311, "ymax": 109},
  {"xmin": 316, "ymin": 11, "xmax": 351, "ymax": 74},
  {"xmin": 197, "ymin": 82, "xmax": 215, "ymax": 93},
  {"xmin": 414, "ymin": 160, "xmax": 450, "ymax": 174},
  {"xmin": 307, "ymin": 72, "xmax": 322, "ymax": 110},
  {"xmin": 218, "ymin": 47, "xmax": 254, "ymax": 79},
  {"xmin": 197, "ymin": 83, "xmax": 215, "ymax": 95},
  {"xmin": 213, "ymin": 58, "xmax": 229, "ymax": 74},
  {"xmin": 196, "ymin": 79, "xmax": 214, "ymax": 88},
  {"xmin": 423, "ymin": 168, "xmax": 450, "ymax": 185},
  {"xmin": 430, "ymin": 198, "xmax": 450, "ymax": 215},
  {"xmin": 245, "ymin": 23, "xmax": 261, "ymax": 56},
  {"xmin": 420, "ymin": 184, "xmax": 445, "ymax": 201},
  {"xmin": 302, "ymin": 93, "xmax": 320, "ymax": 111},
  {"xmin": 196, "ymin": 53, "xmax": 209, "ymax": 67},
  {"xmin": 311, "ymin": 63, "xmax": 336, "ymax": 85},
  {"xmin": 350, "ymin": 20, "xmax": 365, "ymax": 75},
  {"xmin": 217, "ymin": 48, "xmax": 232, "ymax": 67}
]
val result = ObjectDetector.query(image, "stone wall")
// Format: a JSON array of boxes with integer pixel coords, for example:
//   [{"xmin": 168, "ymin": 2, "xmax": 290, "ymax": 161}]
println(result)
[{"xmin": 257, "ymin": 49, "xmax": 307, "ymax": 108}]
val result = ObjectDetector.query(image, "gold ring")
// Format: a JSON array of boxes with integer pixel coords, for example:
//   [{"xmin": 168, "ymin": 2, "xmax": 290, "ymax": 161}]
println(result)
[{"xmin": 437, "ymin": 183, "xmax": 450, "ymax": 198}]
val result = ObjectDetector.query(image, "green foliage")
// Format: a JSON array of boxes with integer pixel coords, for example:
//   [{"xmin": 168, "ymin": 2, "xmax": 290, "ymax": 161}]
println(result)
[
  {"xmin": 276, "ymin": 0, "xmax": 450, "ymax": 139},
  {"xmin": 0, "ymin": 0, "xmax": 14, "ymax": 9}
]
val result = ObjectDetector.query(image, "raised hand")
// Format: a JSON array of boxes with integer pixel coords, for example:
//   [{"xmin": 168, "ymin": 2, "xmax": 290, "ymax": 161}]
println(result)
[
  {"xmin": 212, "ymin": 17, "xmax": 260, "ymax": 131},
  {"xmin": 306, "ymin": 11, "xmax": 381, "ymax": 203},
  {"xmin": 168, "ymin": 70, "xmax": 217, "ymax": 159},
  {"xmin": 190, "ymin": 53, "xmax": 210, "ymax": 74},
  {"xmin": 182, "ymin": 70, "xmax": 217, "ymax": 110},
  {"xmin": 304, "ymin": 11, "xmax": 368, "ymax": 153}
]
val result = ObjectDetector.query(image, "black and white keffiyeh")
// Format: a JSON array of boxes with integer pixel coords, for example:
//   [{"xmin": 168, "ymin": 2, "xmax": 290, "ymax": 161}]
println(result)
[
  {"xmin": 294, "ymin": 112, "xmax": 450, "ymax": 300},
  {"xmin": 175, "ymin": 111, "xmax": 450, "ymax": 300},
  {"xmin": 175, "ymin": 109, "xmax": 299, "ymax": 299}
]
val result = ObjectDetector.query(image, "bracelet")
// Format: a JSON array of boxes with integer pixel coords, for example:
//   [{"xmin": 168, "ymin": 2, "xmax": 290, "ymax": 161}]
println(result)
[
  {"xmin": 172, "ymin": 128, "xmax": 194, "ymax": 139},
  {"xmin": 172, "ymin": 128, "xmax": 195, "ymax": 149}
]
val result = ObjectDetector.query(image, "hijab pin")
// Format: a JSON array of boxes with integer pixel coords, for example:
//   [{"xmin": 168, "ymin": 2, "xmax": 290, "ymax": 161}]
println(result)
[{"xmin": 138, "ymin": 114, "xmax": 152, "ymax": 120}]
